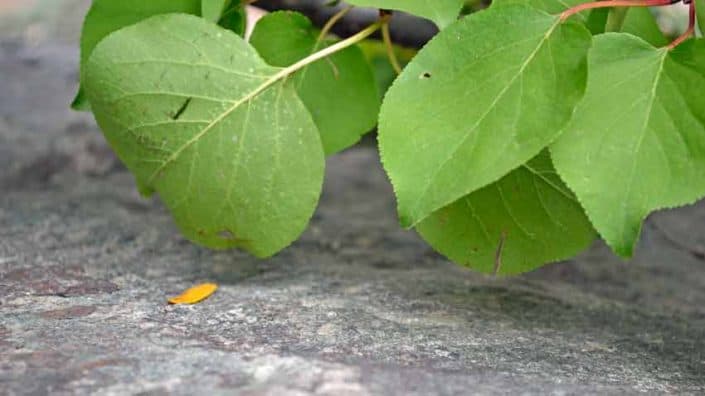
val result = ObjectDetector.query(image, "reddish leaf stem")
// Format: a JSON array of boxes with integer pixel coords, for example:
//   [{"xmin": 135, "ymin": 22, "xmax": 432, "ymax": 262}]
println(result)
[
  {"xmin": 560, "ymin": 0, "xmax": 681, "ymax": 22},
  {"xmin": 668, "ymin": 1, "xmax": 696, "ymax": 49}
]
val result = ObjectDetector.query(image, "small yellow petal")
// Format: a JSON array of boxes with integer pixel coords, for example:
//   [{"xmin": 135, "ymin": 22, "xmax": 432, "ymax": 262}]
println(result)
[{"xmin": 168, "ymin": 283, "xmax": 218, "ymax": 305}]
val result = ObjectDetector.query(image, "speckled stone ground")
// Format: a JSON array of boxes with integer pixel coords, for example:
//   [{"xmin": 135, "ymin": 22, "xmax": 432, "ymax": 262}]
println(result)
[{"xmin": 1, "ymin": 2, "xmax": 705, "ymax": 395}]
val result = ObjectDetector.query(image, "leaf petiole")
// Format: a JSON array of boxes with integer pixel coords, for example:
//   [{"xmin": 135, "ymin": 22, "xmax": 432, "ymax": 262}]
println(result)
[
  {"xmin": 147, "ymin": 19, "xmax": 383, "ymax": 185},
  {"xmin": 278, "ymin": 19, "xmax": 385, "ymax": 82},
  {"xmin": 561, "ymin": 0, "xmax": 697, "ymax": 49},
  {"xmin": 560, "ymin": 0, "xmax": 681, "ymax": 22},
  {"xmin": 667, "ymin": 0, "xmax": 696, "ymax": 49},
  {"xmin": 316, "ymin": 5, "xmax": 354, "ymax": 45},
  {"xmin": 380, "ymin": 11, "xmax": 402, "ymax": 75}
]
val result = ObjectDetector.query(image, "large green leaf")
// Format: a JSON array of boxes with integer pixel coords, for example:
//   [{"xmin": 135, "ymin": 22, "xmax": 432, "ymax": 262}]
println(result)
[
  {"xmin": 84, "ymin": 14, "xmax": 325, "ymax": 257},
  {"xmin": 345, "ymin": 0, "xmax": 463, "ymax": 28},
  {"xmin": 378, "ymin": 5, "xmax": 591, "ymax": 227},
  {"xmin": 72, "ymin": 0, "xmax": 201, "ymax": 110},
  {"xmin": 417, "ymin": 151, "xmax": 595, "ymax": 275},
  {"xmin": 551, "ymin": 34, "xmax": 705, "ymax": 257},
  {"xmin": 250, "ymin": 11, "xmax": 380, "ymax": 155}
]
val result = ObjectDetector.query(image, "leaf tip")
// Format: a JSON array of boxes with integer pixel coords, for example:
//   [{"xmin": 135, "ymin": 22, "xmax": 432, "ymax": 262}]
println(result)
[
  {"xmin": 398, "ymin": 213, "xmax": 415, "ymax": 229},
  {"xmin": 70, "ymin": 89, "xmax": 91, "ymax": 111}
]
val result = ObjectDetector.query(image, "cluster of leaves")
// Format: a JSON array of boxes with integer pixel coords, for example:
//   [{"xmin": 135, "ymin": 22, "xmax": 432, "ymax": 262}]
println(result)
[{"xmin": 75, "ymin": 0, "xmax": 705, "ymax": 274}]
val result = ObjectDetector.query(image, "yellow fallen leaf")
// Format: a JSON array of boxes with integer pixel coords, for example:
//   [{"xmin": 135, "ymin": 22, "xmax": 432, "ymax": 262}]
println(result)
[{"xmin": 168, "ymin": 283, "xmax": 218, "ymax": 305}]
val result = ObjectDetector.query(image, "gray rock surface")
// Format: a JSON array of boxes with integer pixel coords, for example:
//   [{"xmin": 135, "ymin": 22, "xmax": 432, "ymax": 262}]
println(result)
[{"xmin": 1, "ymin": 2, "xmax": 705, "ymax": 395}]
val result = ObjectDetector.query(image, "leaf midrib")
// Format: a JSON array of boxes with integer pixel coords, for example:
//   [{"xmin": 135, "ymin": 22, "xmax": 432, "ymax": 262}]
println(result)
[
  {"xmin": 146, "ymin": 66, "xmax": 287, "ymax": 184},
  {"xmin": 617, "ymin": 49, "xmax": 667, "ymax": 248},
  {"xmin": 143, "ymin": 17, "xmax": 382, "ymax": 185}
]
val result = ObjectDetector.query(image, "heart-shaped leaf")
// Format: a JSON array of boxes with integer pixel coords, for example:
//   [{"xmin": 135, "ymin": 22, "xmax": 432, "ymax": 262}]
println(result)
[
  {"xmin": 417, "ymin": 151, "xmax": 595, "ymax": 274},
  {"xmin": 85, "ymin": 14, "xmax": 325, "ymax": 257},
  {"xmin": 378, "ymin": 5, "xmax": 591, "ymax": 227},
  {"xmin": 551, "ymin": 34, "xmax": 705, "ymax": 257}
]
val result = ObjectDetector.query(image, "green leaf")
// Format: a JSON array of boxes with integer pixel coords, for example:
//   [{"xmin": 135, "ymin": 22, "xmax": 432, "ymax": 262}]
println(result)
[
  {"xmin": 622, "ymin": 7, "xmax": 667, "ymax": 47},
  {"xmin": 84, "ymin": 14, "xmax": 325, "ymax": 257},
  {"xmin": 583, "ymin": 8, "xmax": 666, "ymax": 46},
  {"xmin": 378, "ymin": 5, "xmax": 591, "ymax": 227},
  {"xmin": 585, "ymin": 8, "xmax": 609, "ymax": 34},
  {"xmin": 71, "ymin": 88, "xmax": 90, "ymax": 111},
  {"xmin": 201, "ymin": 0, "xmax": 229, "ymax": 22},
  {"xmin": 500, "ymin": 1, "xmax": 665, "ymax": 46},
  {"xmin": 491, "ymin": 0, "xmax": 587, "ymax": 21},
  {"xmin": 72, "ymin": 0, "xmax": 201, "ymax": 110},
  {"xmin": 357, "ymin": 40, "xmax": 416, "ymax": 100},
  {"xmin": 551, "ymin": 34, "xmax": 705, "ymax": 257},
  {"xmin": 218, "ymin": 1, "xmax": 247, "ymax": 36},
  {"xmin": 345, "ymin": 0, "xmax": 463, "ymax": 28},
  {"xmin": 417, "ymin": 151, "xmax": 595, "ymax": 275},
  {"xmin": 250, "ymin": 11, "xmax": 380, "ymax": 155},
  {"xmin": 202, "ymin": 0, "xmax": 247, "ymax": 36}
]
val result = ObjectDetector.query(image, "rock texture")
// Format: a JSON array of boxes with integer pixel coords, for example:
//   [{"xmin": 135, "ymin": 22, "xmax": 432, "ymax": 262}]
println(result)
[{"xmin": 1, "ymin": 2, "xmax": 705, "ymax": 395}]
